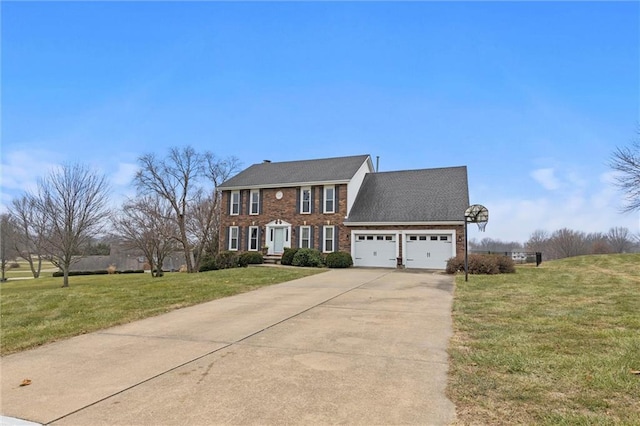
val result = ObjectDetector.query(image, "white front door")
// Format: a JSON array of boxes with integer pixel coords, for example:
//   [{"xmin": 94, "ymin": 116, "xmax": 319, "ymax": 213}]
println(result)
[{"xmin": 273, "ymin": 228, "xmax": 285, "ymax": 253}]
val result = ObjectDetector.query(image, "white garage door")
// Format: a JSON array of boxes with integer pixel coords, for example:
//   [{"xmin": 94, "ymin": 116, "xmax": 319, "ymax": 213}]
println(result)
[
  {"xmin": 405, "ymin": 234, "xmax": 454, "ymax": 269},
  {"xmin": 353, "ymin": 234, "xmax": 397, "ymax": 268}
]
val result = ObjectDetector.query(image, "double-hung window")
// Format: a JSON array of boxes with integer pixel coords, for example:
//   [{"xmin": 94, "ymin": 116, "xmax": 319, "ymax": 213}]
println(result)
[
  {"xmin": 249, "ymin": 226, "xmax": 259, "ymax": 251},
  {"xmin": 250, "ymin": 190, "xmax": 260, "ymax": 215},
  {"xmin": 324, "ymin": 185, "xmax": 335, "ymax": 213},
  {"xmin": 230, "ymin": 191, "xmax": 240, "ymax": 215},
  {"xmin": 301, "ymin": 187, "xmax": 311, "ymax": 214},
  {"xmin": 323, "ymin": 226, "xmax": 335, "ymax": 253},
  {"xmin": 229, "ymin": 226, "xmax": 239, "ymax": 251},
  {"xmin": 300, "ymin": 226, "xmax": 311, "ymax": 249}
]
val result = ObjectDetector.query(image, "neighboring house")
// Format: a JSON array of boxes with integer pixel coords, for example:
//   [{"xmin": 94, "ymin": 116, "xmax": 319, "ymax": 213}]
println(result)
[{"xmin": 218, "ymin": 154, "xmax": 469, "ymax": 270}]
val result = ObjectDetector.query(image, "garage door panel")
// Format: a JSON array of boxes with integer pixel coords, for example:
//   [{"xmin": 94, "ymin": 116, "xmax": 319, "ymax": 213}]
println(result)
[
  {"xmin": 405, "ymin": 234, "xmax": 453, "ymax": 270},
  {"xmin": 353, "ymin": 235, "xmax": 397, "ymax": 268}
]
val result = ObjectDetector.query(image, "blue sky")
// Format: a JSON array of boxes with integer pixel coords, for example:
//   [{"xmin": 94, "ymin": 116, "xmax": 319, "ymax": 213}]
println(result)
[{"xmin": 2, "ymin": 1, "xmax": 638, "ymax": 242}]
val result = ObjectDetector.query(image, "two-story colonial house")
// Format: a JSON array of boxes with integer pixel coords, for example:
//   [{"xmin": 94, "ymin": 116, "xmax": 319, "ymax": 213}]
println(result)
[{"xmin": 218, "ymin": 154, "xmax": 469, "ymax": 270}]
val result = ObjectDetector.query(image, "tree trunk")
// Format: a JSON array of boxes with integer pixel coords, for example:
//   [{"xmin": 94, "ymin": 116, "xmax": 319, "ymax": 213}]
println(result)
[
  {"xmin": 177, "ymin": 219, "xmax": 194, "ymax": 273},
  {"xmin": 62, "ymin": 265, "xmax": 69, "ymax": 288}
]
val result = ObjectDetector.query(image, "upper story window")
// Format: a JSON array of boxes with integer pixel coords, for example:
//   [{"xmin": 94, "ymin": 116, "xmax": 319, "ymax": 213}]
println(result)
[
  {"xmin": 324, "ymin": 185, "xmax": 335, "ymax": 213},
  {"xmin": 301, "ymin": 187, "xmax": 311, "ymax": 214},
  {"xmin": 250, "ymin": 190, "xmax": 260, "ymax": 215},
  {"xmin": 230, "ymin": 191, "xmax": 240, "ymax": 216}
]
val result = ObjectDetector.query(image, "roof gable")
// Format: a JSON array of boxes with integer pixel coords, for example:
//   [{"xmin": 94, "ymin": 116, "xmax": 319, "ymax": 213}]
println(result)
[
  {"xmin": 345, "ymin": 166, "xmax": 469, "ymax": 223},
  {"xmin": 219, "ymin": 155, "xmax": 372, "ymax": 189}
]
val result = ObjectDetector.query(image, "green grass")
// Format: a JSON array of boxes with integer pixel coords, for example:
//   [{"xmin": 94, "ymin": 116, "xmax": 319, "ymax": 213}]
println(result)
[
  {"xmin": 448, "ymin": 253, "xmax": 640, "ymax": 425},
  {"xmin": 1, "ymin": 267, "xmax": 324, "ymax": 355}
]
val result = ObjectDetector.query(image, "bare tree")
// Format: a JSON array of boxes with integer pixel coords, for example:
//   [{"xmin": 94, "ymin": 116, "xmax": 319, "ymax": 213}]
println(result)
[
  {"xmin": 525, "ymin": 229, "xmax": 549, "ymax": 258},
  {"xmin": 548, "ymin": 228, "xmax": 588, "ymax": 259},
  {"xmin": 187, "ymin": 153, "xmax": 242, "ymax": 270},
  {"xmin": 31, "ymin": 163, "xmax": 111, "ymax": 287},
  {"xmin": 8, "ymin": 195, "xmax": 46, "ymax": 278},
  {"xmin": 113, "ymin": 196, "xmax": 178, "ymax": 277},
  {"xmin": 607, "ymin": 226, "xmax": 635, "ymax": 253},
  {"xmin": 134, "ymin": 147, "xmax": 203, "ymax": 273},
  {"xmin": 1, "ymin": 214, "xmax": 20, "ymax": 282},
  {"xmin": 610, "ymin": 136, "xmax": 640, "ymax": 212}
]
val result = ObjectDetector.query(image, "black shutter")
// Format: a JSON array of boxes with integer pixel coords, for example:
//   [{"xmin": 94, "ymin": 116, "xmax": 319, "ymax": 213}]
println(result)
[
  {"xmin": 335, "ymin": 186, "xmax": 340, "ymax": 213},
  {"xmin": 246, "ymin": 190, "xmax": 251, "ymax": 215},
  {"xmin": 318, "ymin": 226, "xmax": 323, "ymax": 251},
  {"xmin": 319, "ymin": 187, "xmax": 324, "ymax": 214},
  {"xmin": 225, "ymin": 227, "xmax": 230, "ymax": 251},
  {"xmin": 310, "ymin": 187, "xmax": 315, "ymax": 213},
  {"xmin": 238, "ymin": 191, "xmax": 244, "ymax": 216},
  {"xmin": 257, "ymin": 228, "xmax": 262, "ymax": 250},
  {"xmin": 238, "ymin": 227, "xmax": 243, "ymax": 251},
  {"xmin": 259, "ymin": 189, "xmax": 264, "ymax": 214},
  {"xmin": 246, "ymin": 226, "xmax": 250, "ymax": 251},
  {"xmin": 310, "ymin": 226, "xmax": 315, "ymax": 250},
  {"xmin": 296, "ymin": 188, "xmax": 301, "ymax": 213},
  {"xmin": 295, "ymin": 226, "xmax": 300, "ymax": 248},
  {"xmin": 226, "ymin": 191, "xmax": 231, "ymax": 214},
  {"xmin": 334, "ymin": 226, "xmax": 339, "ymax": 252}
]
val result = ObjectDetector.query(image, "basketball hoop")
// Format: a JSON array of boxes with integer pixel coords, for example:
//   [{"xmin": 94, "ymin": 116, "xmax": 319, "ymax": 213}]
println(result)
[
  {"xmin": 464, "ymin": 204, "xmax": 489, "ymax": 281},
  {"xmin": 465, "ymin": 204, "xmax": 489, "ymax": 232}
]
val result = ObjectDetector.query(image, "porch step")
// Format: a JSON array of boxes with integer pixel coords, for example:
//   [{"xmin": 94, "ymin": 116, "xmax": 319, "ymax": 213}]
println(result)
[{"xmin": 263, "ymin": 254, "xmax": 282, "ymax": 265}]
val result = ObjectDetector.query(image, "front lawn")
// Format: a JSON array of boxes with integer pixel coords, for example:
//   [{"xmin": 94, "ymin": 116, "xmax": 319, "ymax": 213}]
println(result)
[
  {"xmin": 448, "ymin": 253, "xmax": 640, "ymax": 425},
  {"xmin": 1, "ymin": 267, "xmax": 324, "ymax": 355}
]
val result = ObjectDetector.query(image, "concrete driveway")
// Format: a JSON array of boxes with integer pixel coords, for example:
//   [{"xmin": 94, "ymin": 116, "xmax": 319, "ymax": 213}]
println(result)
[{"xmin": 1, "ymin": 268, "xmax": 456, "ymax": 425}]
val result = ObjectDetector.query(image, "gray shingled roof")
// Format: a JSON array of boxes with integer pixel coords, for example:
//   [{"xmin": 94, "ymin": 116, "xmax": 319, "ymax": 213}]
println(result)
[
  {"xmin": 219, "ymin": 155, "xmax": 371, "ymax": 189},
  {"xmin": 345, "ymin": 166, "xmax": 469, "ymax": 223}
]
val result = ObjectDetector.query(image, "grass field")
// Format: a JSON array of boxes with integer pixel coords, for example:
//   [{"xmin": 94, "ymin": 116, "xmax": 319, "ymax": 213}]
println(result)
[
  {"xmin": 0, "ymin": 267, "xmax": 324, "ymax": 355},
  {"xmin": 448, "ymin": 253, "xmax": 640, "ymax": 425}
]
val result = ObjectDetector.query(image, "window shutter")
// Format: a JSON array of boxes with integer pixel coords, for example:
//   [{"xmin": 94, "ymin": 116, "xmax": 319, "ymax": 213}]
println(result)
[
  {"xmin": 257, "ymin": 228, "xmax": 262, "ymax": 250},
  {"xmin": 238, "ymin": 191, "xmax": 244, "ymax": 216},
  {"xmin": 246, "ymin": 190, "xmax": 251, "ymax": 215},
  {"xmin": 319, "ymin": 187, "xmax": 324, "ymax": 213},
  {"xmin": 310, "ymin": 187, "xmax": 315, "ymax": 213},
  {"xmin": 296, "ymin": 188, "xmax": 301, "ymax": 213},
  {"xmin": 334, "ymin": 226, "xmax": 339, "ymax": 252},
  {"xmin": 246, "ymin": 226, "xmax": 250, "ymax": 251},
  {"xmin": 226, "ymin": 191, "xmax": 231, "ymax": 215},
  {"xmin": 335, "ymin": 186, "xmax": 340, "ymax": 213},
  {"xmin": 318, "ymin": 226, "xmax": 323, "ymax": 251},
  {"xmin": 295, "ymin": 226, "xmax": 300, "ymax": 248},
  {"xmin": 238, "ymin": 227, "xmax": 243, "ymax": 251},
  {"xmin": 259, "ymin": 189, "xmax": 264, "ymax": 214},
  {"xmin": 225, "ymin": 227, "xmax": 230, "ymax": 251},
  {"xmin": 310, "ymin": 226, "xmax": 315, "ymax": 249}
]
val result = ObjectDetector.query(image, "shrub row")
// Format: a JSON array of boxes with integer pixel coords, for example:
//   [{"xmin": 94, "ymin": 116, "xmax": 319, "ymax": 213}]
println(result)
[
  {"xmin": 446, "ymin": 254, "xmax": 515, "ymax": 275},
  {"xmin": 198, "ymin": 251, "xmax": 264, "ymax": 272},
  {"xmin": 281, "ymin": 248, "xmax": 353, "ymax": 268},
  {"xmin": 53, "ymin": 269, "xmax": 145, "ymax": 277}
]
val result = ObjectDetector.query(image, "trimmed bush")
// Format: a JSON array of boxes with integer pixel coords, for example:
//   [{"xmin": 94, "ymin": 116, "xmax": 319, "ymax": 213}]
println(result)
[
  {"xmin": 292, "ymin": 248, "xmax": 324, "ymax": 267},
  {"xmin": 53, "ymin": 270, "xmax": 109, "ymax": 277},
  {"xmin": 199, "ymin": 256, "xmax": 219, "ymax": 272},
  {"xmin": 325, "ymin": 251, "xmax": 353, "ymax": 268},
  {"xmin": 446, "ymin": 254, "xmax": 515, "ymax": 275},
  {"xmin": 217, "ymin": 251, "xmax": 242, "ymax": 269},
  {"xmin": 239, "ymin": 252, "xmax": 264, "ymax": 265},
  {"xmin": 281, "ymin": 248, "xmax": 298, "ymax": 266}
]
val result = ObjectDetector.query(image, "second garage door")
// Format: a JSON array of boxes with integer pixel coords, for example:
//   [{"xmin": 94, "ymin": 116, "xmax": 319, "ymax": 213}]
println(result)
[
  {"xmin": 404, "ymin": 234, "xmax": 454, "ymax": 270},
  {"xmin": 353, "ymin": 234, "xmax": 397, "ymax": 268}
]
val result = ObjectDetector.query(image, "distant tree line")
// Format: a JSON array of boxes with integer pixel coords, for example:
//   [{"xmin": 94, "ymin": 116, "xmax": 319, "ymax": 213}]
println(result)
[{"xmin": 469, "ymin": 226, "xmax": 639, "ymax": 261}]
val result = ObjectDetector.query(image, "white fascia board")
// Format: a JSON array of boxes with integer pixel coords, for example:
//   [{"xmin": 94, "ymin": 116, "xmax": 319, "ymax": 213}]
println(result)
[
  {"xmin": 343, "ymin": 221, "xmax": 465, "ymax": 226},
  {"xmin": 219, "ymin": 180, "xmax": 351, "ymax": 191}
]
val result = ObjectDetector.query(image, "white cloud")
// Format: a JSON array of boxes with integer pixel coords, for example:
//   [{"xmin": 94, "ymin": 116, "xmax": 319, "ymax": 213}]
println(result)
[
  {"xmin": 111, "ymin": 162, "xmax": 139, "ymax": 186},
  {"xmin": 471, "ymin": 170, "xmax": 640, "ymax": 243},
  {"xmin": 530, "ymin": 168, "xmax": 560, "ymax": 190}
]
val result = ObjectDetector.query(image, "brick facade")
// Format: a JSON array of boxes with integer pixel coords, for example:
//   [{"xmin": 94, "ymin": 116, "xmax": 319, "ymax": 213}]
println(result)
[{"xmin": 220, "ymin": 184, "xmax": 350, "ymax": 253}]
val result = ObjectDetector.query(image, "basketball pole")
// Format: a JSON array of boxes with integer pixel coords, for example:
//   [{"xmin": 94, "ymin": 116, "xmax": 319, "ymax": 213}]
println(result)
[{"xmin": 464, "ymin": 219, "xmax": 469, "ymax": 282}]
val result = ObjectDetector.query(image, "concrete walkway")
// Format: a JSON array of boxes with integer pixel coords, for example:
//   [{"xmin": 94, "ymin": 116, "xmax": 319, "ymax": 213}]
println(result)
[{"xmin": 1, "ymin": 268, "xmax": 456, "ymax": 425}]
